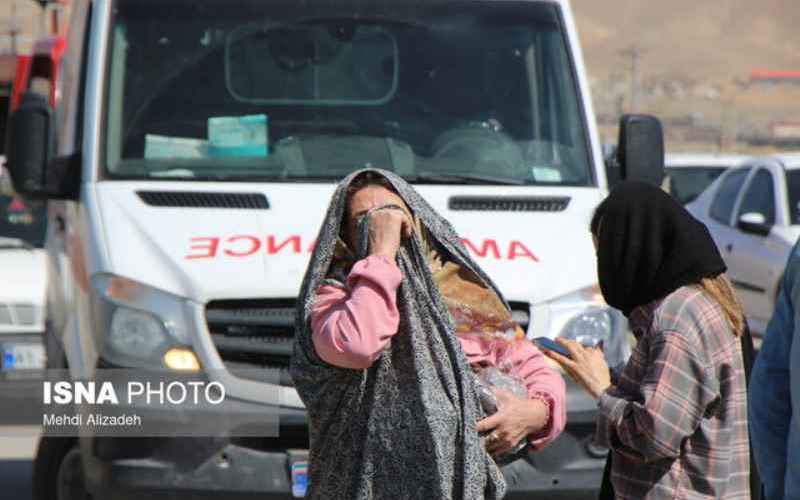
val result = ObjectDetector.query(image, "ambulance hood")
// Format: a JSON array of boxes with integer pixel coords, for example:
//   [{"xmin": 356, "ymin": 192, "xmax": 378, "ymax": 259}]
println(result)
[{"xmin": 95, "ymin": 182, "xmax": 604, "ymax": 306}]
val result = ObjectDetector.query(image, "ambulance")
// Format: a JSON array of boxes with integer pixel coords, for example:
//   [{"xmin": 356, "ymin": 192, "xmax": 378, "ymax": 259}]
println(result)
[{"xmin": 5, "ymin": 0, "xmax": 664, "ymax": 498}]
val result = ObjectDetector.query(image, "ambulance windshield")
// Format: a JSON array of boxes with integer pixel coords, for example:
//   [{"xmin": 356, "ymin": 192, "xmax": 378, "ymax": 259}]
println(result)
[{"xmin": 105, "ymin": 0, "xmax": 594, "ymax": 186}]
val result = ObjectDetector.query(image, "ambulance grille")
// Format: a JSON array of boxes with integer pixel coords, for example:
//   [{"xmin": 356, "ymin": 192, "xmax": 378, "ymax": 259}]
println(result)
[
  {"xmin": 137, "ymin": 191, "xmax": 269, "ymax": 209},
  {"xmin": 206, "ymin": 299, "xmax": 531, "ymax": 385},
  {"xmin": 205, "ymin": 299, "xmax": 296, "ymax": 386},
  {"xmin": 448, "ymin": 196, "xmax": 570, "ymax": 212}
]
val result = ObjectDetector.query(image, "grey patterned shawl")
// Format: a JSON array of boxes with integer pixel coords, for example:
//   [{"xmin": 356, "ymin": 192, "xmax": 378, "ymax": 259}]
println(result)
[{"xmin": 290, "ymin": 169, "xmax": 507, "ymax": 499}]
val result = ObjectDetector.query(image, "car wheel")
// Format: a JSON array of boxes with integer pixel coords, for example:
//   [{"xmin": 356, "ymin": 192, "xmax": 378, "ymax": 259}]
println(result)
[{"xmin": 33, "ymin": 437, "xmax": 93, "ymax": 500}]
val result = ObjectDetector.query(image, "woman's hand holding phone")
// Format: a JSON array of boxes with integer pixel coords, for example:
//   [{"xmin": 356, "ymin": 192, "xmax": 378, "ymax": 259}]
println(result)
[
  {"xmin": 533, "ymin": 337, "xmax": 573, "ymax": 359},
  {"xmin": 543, "ymin": 338, "xmax": 612, "ymax": 400}
]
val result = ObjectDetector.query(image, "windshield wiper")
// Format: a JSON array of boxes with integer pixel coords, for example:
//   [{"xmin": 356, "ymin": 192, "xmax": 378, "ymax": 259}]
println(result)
[
  {"xmin": 0, "ymin": 237, "xmax": 35, "ymax": 251},
  {"xmin": 408, "ymin": 173, "xmax": 525, "ymax": 186},
  {"xmin": 275, "ymin": 173, "xmax": 527, "ymax": 185}
]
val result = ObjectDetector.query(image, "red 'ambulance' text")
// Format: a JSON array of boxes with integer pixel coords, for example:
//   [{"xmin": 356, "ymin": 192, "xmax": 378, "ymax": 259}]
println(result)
[{"xmin": 185, "ymin": 235, "xmax": 539, "ymax": 262}]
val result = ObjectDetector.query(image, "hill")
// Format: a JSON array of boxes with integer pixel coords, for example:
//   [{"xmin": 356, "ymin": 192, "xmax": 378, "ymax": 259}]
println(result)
[
  {"xmin": 572, "ymin": 0, "xmax": 800, "ymax": 83},
  {"xmin": 571, "ymin": 0, "xmax": 800, "ymax": 152}
]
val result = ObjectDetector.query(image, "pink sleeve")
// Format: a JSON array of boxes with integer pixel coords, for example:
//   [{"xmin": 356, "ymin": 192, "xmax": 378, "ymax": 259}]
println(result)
[
  {"xmin": 311, "ymin": 255, "xmax": 403, "ymax": 369},
  {"xmin": 500, "ymin": 341, "xmax": 567, "ymax": 449}
]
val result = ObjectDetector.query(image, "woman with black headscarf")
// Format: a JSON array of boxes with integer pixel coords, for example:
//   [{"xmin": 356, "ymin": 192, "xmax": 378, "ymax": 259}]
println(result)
[{"xmin": 546, "ymin": 182, "xmax": 752, "ymax": 499}]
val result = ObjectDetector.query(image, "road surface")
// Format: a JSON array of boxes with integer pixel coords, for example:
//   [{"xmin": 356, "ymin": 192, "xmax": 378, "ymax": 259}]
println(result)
[{"xmin": 0, "ymin": 427, "xmax": 40, "ymax": 500}]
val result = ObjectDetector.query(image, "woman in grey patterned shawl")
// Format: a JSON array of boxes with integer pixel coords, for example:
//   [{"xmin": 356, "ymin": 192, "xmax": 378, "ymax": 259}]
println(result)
[{"xmin": 291, "ymin": 169, "xmax": 564, "ymax": 499}]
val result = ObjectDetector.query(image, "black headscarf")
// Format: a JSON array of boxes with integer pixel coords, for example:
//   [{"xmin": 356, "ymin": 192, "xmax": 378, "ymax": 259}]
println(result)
[{"xmin": 590, "ymin": 181, "xmax": 726, "ymax": 317}]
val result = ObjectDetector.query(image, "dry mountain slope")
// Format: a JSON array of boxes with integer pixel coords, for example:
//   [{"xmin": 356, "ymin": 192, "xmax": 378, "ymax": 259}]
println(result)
[{"xmin": 571, "ymin": 0, "xmax": 800, "ymax": 82}]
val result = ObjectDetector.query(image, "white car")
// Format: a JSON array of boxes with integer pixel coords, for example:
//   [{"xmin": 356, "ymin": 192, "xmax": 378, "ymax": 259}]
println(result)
[
  {"xmin": 0, "ymin": 163, "xmax": 48, "ymax": 375},
  {"xmin": 665, "ymin": 153, "xmax": 748, "ymax": 205},
  {"xmin": 687, "ymin": 154, "xmax": 800, "ymax": 335}
]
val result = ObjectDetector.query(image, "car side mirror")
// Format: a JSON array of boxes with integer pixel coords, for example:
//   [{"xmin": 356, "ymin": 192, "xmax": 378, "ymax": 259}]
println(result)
[
  {"xmin": 737, "ymin": 212, "xmax": 772, "ymax": 237},
  {"xmin": 610, "ymin": 114, "xmax": 665, "ymax": 188},
  {"xmin": 6, "ymin": 91, "xmax": 79, "ymax": 200}
]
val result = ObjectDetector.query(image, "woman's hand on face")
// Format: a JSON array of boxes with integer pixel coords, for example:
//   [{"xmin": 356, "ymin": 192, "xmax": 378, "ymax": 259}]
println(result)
[
  {"xmin": 368, "ymin": 208, "xmax": 413, "ymax": 260},
  {"xmin": 476, "ymin": 389, "xmax": 548, "ymax": 456},
  {"xmin": 544, "ymin": 339, "xmax": 611, "ymax": 400}
]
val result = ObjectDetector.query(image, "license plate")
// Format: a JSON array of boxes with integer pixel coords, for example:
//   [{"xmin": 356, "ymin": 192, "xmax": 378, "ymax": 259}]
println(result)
[
  {"xmin": 291, "ymin": 461, "xmax": 308, "ymax": 498},
  {"xmin": 2, "ymin": 343, "xmax": 45, "ymax": 370}
]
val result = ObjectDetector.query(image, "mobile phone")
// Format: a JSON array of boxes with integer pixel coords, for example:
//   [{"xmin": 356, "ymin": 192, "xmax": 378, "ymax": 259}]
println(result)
[{"xmin": 533, "ymin": 337, "xmax": 573, "ymax": 359}]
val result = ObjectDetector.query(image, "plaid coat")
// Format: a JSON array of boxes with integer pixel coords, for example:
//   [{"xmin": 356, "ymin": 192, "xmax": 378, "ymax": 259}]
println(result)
[{"xmin": 595, "ymin": 286, "xmax": 750, "ymax": 499}]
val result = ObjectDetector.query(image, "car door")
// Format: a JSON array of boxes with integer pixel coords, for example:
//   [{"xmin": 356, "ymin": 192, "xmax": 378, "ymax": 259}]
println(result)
[
  {"xmin": 703, "ymin": 167, "xmax": 751, "ymax": 265},
  {"xmin": 729, "ymin": 167, "xmax": 782, "ymax": 329}
]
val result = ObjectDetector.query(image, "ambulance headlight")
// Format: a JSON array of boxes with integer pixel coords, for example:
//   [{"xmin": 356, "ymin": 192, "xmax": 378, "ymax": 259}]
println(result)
[
  {"xmin": 109, "ymin": 307, "xmax": 167, "ymax": 359},
  {"xmin": 92, "ymin": 274, "xmax": 199, "ymax": 371},
  {"xmin": 559, "ymin": 308, "xmax": 612, "ymax": 347},
  {"xmin": 546, "ymin": 284, "xmax": 630, "ymax": 368}
]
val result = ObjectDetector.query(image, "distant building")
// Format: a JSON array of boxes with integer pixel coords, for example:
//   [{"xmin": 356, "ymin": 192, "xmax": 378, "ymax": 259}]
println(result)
[
  {"xmin": 749, "ymin": 70, "xmax": 800, "ymax": 86},
  {"xmin": 0, "ymin": 1, "xmax": 43, "ymax": 61},
  {"xmin": 770, "ymin": 122, "xmax": 800, "ymax": 145}
]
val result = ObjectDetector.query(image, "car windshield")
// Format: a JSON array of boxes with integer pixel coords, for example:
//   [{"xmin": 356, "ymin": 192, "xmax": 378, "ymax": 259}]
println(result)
[
  {"xmin": 105, "ymin": 0, "xmax": 593, "ymax": 185},
  {"xmin": 665, "ymin": 166, "xmax": 727, "ymax": 204},
  {"xmin": 785, "ymin": 170, "xmax": 800, "ymax": 225},
  {"xmin": 0, "ymin": 195, "xmax": 47, "ymax": 248}
]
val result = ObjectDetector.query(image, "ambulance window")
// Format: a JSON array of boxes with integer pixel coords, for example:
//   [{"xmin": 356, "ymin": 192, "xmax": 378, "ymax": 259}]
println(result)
[{"xmin": 105, "ymin": 0, "xmax": 593, "ymax": 186}]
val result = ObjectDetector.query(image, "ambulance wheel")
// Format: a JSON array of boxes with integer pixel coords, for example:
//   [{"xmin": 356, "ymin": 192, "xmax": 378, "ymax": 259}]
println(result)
[{"xmin": 33, "ymin": 437, "xmax": 92, "ymax": 500}]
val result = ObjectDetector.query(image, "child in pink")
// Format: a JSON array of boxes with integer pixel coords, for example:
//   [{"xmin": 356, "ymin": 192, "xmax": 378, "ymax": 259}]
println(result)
[{"xmin": 311, "ymin": 254, "xmax": 566, "ymax": 450}]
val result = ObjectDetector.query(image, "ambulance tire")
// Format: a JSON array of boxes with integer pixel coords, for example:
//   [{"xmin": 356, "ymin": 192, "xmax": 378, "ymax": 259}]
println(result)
[{"xmin": 33, "ymin": 437, "xmax": 92, "ymax": 500}]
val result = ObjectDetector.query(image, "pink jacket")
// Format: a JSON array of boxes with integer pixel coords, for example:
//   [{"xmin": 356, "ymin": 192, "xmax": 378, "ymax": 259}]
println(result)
[{"xmin": 311, "ymin": 255, "xmax": 566, "ymax": 449}]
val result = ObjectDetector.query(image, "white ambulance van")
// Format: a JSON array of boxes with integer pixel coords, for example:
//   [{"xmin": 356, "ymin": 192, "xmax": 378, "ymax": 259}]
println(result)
[{"xmin": 5, "ymin": 0, "xmax": 664, "ymax": 498}]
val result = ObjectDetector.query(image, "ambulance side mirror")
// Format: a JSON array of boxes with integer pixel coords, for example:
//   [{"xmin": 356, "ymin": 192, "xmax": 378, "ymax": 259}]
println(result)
[
  {"xmin": 6, "ymin": 91, "xmax": 79, "ymax": 200},
  {"xmin": 614, "ymin": 114, "xmax": 665, "ymax": 188}
]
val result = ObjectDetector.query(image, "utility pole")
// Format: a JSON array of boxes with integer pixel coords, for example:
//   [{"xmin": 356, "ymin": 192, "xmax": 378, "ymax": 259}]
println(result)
[
  {"xmin": 9, "ymin": 1, "xmax": 20, "ymax": 56},
  {"xmin": 619, "ymin": 46, "xmax": 645, "ymax": 113}
]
